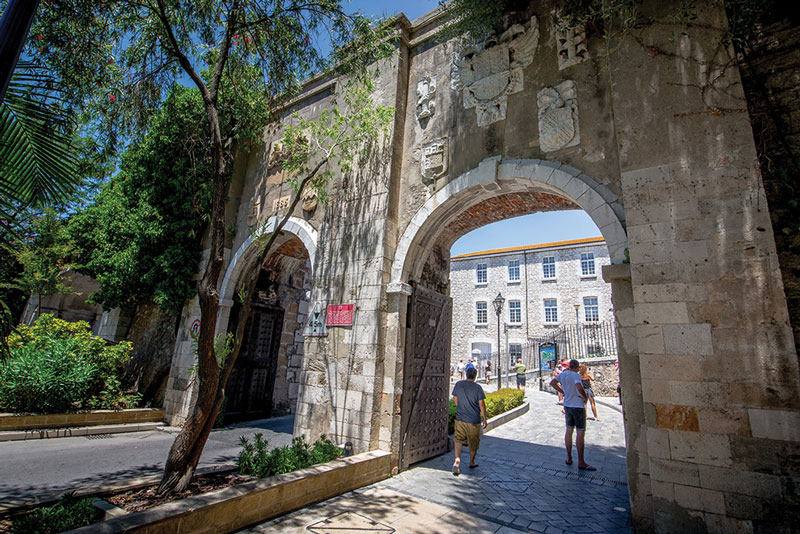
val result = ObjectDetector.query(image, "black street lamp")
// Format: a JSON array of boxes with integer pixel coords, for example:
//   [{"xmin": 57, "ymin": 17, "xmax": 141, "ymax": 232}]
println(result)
[
  {"xmin": 574, "ymin": 303, "xmax": 581, "ymax": 359},
  {"xmin": 493, "ymin": 292, "xmax": 505, "ymax": 391}
]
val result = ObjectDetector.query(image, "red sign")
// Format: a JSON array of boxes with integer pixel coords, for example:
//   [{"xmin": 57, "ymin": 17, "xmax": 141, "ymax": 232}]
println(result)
[
  {"xmin": 190, "ymin": 319, "xmax": 201, "ymax": 337},
  {"xmin": 326, "ymin": 304, "xmax": 354, "ymax": 326}
]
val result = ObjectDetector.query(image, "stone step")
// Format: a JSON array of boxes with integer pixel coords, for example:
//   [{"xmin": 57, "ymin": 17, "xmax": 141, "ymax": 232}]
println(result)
[{"xmin": 0, "ymin": 421, "xmax": 162, "ymax": 442}]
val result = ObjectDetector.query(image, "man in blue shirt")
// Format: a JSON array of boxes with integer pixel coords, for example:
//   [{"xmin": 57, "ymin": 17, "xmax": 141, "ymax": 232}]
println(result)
[
  {"xmin": 550, "ymin": 359, "xmax": 596, "ymax": 471},
  {"xmin": 451, "ymin": 367, "xmax": 487, "ymax": 475}
]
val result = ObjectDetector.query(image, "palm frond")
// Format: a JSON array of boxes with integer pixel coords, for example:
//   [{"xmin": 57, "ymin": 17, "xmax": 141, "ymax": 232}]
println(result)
[{"xmin": 0, "ymin": 61, "xmax": 81, "ymax": 223}]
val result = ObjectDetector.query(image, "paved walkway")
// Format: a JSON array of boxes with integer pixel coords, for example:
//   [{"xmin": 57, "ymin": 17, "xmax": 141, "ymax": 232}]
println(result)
[{"xmin": 245, "ymin": 389, "xmax": 631, "ymax": 533}]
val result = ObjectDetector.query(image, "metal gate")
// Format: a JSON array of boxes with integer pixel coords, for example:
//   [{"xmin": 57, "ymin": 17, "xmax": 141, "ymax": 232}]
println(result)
[
  {"xmin": 226, "ymin": 304, "xmax": 284, "ymax": 421},
  {"xmin": 400, "ymin": 285, "xmax": 452, "ymax": 468}
]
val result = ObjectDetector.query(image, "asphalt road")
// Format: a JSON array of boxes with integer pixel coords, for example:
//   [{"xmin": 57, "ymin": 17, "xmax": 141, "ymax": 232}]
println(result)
[{"xmin": 0, "ymin": 415, "xmax": 294, "ymax": 504}]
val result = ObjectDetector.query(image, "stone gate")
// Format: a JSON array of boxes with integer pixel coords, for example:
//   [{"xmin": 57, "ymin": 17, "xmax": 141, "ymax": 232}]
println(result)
[{"xmin": 163, "ymin": 2, "xmax": 800, "ymax": 532}]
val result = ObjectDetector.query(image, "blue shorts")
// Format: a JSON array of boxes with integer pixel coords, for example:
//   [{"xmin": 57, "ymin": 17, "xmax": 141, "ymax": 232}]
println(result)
[{"xmin": 564, "ymin": 406, "xmax": 586, "ymax": 431}]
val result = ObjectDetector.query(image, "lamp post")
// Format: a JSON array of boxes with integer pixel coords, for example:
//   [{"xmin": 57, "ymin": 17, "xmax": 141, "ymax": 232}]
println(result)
[
  {"xmin": 573, "ymin": 303, "xmax": 581, "ymax": 359},
  {"xmin": 493, "ymin": 293, "xmax": 505, "ymax": 391}
]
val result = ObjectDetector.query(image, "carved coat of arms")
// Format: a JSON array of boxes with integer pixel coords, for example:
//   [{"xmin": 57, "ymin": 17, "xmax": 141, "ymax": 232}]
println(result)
[
  {"xmin": 537, "ymin": 80, "xmax": 580, "ymax": 152},
  {"xmin": 450, "ymin": 17, "xmax": 539, "ymax": 127},
  {"xmin": 416, "ymin": 76, "xmax": 436, "ymax": 122},
  {"xmin": 421, "ymin": 138, "xmax": 448, "ymax": 183}
]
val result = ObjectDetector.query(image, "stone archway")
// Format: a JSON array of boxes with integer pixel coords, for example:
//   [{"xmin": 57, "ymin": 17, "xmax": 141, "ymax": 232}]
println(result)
[{"xmin": 383, "ymin": 156, "xmax": 646, "ymax": 514}]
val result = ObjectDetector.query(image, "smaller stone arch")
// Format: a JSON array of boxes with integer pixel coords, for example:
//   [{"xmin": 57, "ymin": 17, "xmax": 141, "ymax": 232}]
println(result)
[
  {"xmin": 389, "ymin": 156, "xmax": 627, "ymax": 288},
  {"xmin": 218, "ymin": 216, "xmax": 318, "ymax": 313}
]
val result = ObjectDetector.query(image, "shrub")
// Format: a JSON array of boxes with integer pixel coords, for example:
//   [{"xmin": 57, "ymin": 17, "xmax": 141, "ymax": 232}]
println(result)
[
  {"xmin": 12, "ymin": 494, "xmax": 102, "ymax": 534},
  {"xmin": 448, "ymin": 388, "xmax": 525, "ymax": 434},
  {"xmin": 0, "ymin": 337, "xmax": 98, "ymax": 413},
  {"xmin": 238, "ymin": 434, "xmax": 343, "ymax": 478},
  {"xmin": 0, "ymin": 314, "xmax": 135, "ymax": 413}
]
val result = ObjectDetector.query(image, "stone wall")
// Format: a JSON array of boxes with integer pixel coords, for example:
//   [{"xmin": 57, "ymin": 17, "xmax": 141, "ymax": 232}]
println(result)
[{"xmin": 161, "ymin": 2, "xmax": 800, "ymax": 530}]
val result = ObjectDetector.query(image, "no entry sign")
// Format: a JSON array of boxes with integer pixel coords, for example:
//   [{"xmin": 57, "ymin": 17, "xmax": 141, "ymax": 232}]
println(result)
[{"xmin": 326, "ymin": 304, "xmax": 354, "ymax": 326}]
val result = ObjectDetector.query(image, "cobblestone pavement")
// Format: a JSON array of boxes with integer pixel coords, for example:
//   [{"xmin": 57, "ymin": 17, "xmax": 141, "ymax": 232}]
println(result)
[{"xmin": 246, "ymin": 389, "xmax": 631, "ymax": 533}]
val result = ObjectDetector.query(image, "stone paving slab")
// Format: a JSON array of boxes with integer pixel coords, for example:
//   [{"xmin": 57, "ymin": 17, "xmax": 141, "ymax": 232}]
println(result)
[{"xmin": 244, "ymin": 389, "xmax": 631, "ymax": 533}]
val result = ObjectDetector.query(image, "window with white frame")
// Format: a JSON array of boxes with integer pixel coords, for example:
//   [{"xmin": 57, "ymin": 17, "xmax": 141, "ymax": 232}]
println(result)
[
  {"xmin": 544, "ymin": 298, "xmax": 558, "ymax": 323},
  {"xmin": 508, "ymin": 258, "xmax": 520, "ymax": 282},
  {"xmin": 476, "ymin": 301, "xmax": 488, "ymax": 324},
  {"xmin": 580, "ymin": 252, "xmax": 595, "ymax": 276},
  {"xmin": 509, "ymin": 343, "xmax": 522, "ymax": 366},
  {"xmin": 542, "ymin": 256, "xmax": 556, "ymax": 279},
  {"xmin": 584, "ymin": 297, "xmax": 599, "ymax": 322},
  {"xmin": 587, "ymin": 344, "xmax": 604, "ymax": 357},
  {"xmin": 508, "ymin": 300, "xmax": 522, "ymax": 323},
  {"xmin": 476, "ymin": 262, "xmax": 487, "ymax": 284}
]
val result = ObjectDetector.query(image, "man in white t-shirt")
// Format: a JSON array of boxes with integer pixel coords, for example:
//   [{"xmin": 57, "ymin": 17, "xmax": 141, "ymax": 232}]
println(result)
[{"xmin": 550, "ymin": 359, "xmax": 596, "ymax": 471}]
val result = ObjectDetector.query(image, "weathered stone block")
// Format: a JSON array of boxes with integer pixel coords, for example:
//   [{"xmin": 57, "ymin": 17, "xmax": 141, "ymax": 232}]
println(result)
[
  {"xmin": 635, "ymin": 302, "xmax": 690, "ymax": 325},
  {"xmin": 673, "ymin": 484, "xmax": 726, "ymax": 515},
  {"xmin": 748, "ymin": 409, "xmax": 800, "ymax": 441},
  {"xmin": 663, "ymin": 323, "xmax": 713, "ymax": 355},
  {"xmin": 654, "ymin": 403, "xmax": 700, "ymax": 431},
  {"xmin": 668, "ymin": 430, "xmax": 732, "ymax": 467},
  {"xmin": 649, "ymin": 457, "xmax": 701, "ymax": 486},
  {"xmin": 698, "ymin": 465, "xmax": 782, "ymax": 498}
]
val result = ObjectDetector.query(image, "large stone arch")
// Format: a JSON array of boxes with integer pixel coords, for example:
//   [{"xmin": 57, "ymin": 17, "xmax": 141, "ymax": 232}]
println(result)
[{"xmin": 389, "ymin": 156, "xmax": 627, "ymax": 290}]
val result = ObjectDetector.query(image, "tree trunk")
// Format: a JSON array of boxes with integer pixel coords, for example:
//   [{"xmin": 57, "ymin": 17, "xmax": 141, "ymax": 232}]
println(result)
[
  {"xmin": 156, "ymin": 151, "xmax": 323, "ymax": 494},
  {"xmin": 157, "ymin": 95, "xmax": 227, "ymax": 494}
]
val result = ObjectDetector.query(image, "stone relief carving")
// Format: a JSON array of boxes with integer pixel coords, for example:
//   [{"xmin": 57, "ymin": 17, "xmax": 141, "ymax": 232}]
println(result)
[
  {"xmin": 450, "ymin": 17, "xmax": 539, "ymax": 127},
  {"xmin": 301, "ymin": 187, "xmax": 318, "ymax": 212},
  {"xmin": 555, "ymin": 22, "xmax": 588, "ymax": 70},
  {"xmin": 421, "ymin": 138, "xmax": 449, "ymax": 183},
  {"xmin": 268, "ymin": 141, "xmax": 289, "ymax": 170},
  {"xmin": 537, "ymin": 80, "xmax": 580, "ymax": 152},
  {"xmin": 415, "ymin": 76, "xmax": 436, "ymax": 122},
  {"xmin": 247, "ymin": 194, "xmax": 262, "ymax": 227}
]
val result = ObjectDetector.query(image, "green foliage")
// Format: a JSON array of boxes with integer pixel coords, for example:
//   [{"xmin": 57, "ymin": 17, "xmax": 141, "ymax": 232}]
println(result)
[
  {"xmin": 437, "ymin": 0, "xmax": 512, "ymax": 44},
  {"xmin": 68, "ymin": 86, "xmax": 211, "ymax": 312},
  {"xmin": 0, "ymin": 336, "xmax": 98, "ymax": 413},
  {"xmin": 87, "ymin": 375, "xmax": 142, "ymax": 411},
  {"xmin": 447, "ymin": 387, "xmax": 524, "ymax": 434},
  {"xmin": 4, "ymin": 210, "xmax": 76, "ymax": 311},
  {"xmin": 0, "ymin": 314, "xmax": 134, "ymax": 413},
  {"xmin": 0, "ymin": 61, "xmax": 82, "ymax": 220},
  {"xmin": 484, "ymin": 388, "xmax": 525, "ymax": 419},
  {"xmin": 237, "ymin": 434, "xmax": 343, "ymax": 478},
  {"xmin": 11, "ymin": 493, "xmax": 102, "ymax": 534}
]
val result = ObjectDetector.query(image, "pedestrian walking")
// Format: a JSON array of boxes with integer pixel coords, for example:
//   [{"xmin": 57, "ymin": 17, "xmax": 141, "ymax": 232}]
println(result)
[
  {"xmin": 578, "ymin": 363, "xmax": 600, "ymax": 421},
  {"xmin": 457, "ymin": 360, "xmax": 465, "ymax": 380},
  {"xmin": 451, "ymin": 367, "xmax": 487, "ymax": 475},
  {"xmin": 550, "ymin": 359, "xmax": 596, "ymax": 471},
  {"xmin": 513, "ymin": 357, "xmax": 527, "ymax": 392},
  {"xmin": 485, "ymin": 360, "xmax": 492, "ymax": 384}
]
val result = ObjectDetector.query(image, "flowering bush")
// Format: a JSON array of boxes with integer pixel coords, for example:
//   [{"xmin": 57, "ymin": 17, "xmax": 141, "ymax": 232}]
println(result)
[{"xmin": 0, "ymin": 314, "xmax": 136, "ymax": 413}]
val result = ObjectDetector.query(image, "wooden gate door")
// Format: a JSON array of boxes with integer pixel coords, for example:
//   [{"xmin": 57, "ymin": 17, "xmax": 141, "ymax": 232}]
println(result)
[
  {"xmin": 400, "ymin": 285, "xmax": 452, "ymax": 469},
  {"xmin": 226, "ymin": 304, "xmax": 284, "ymax": 421}
]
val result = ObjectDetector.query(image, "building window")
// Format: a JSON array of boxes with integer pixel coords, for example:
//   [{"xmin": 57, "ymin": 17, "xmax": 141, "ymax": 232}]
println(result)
[
  {"xmin": 587, "ymin": 344, "xmax": 604, "ymax": 357},
  {"xmin": 544, "ymin": 299, "xmax": 558, "ymax": 323},
  {"xmin": 580, "ymin": 252, "xmax": 595, "ymax": 276},
  {"xmin": 542, "ymin": 256, "xmax": 556, "ymax": 279},
  {"xmin": 476, "ymin": 301, "xmax": 488, "ymax": 324},
  {"xmin": 509, "ymin": 300, "xmax": 521, "ymax": 323},
  {"xmin": 508, "ymin": 259, "xmax": 520, "ymax": 282},
  {"xmin": 584, "ymin": 297, "xmax": 599, "ymax": 322},
  {"xmin": 509, "ymin": 343, "xmax": 522, "ymax": 366},
  {"xmin": 476, "ymin": 262, "xmax": 487, "ymax": 284}
]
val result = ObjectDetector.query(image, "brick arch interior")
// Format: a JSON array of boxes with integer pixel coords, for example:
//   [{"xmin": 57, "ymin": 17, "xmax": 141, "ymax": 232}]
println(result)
[{"xmin": 418, "ymin": 191, "xmax": 580, "ymax": 291}]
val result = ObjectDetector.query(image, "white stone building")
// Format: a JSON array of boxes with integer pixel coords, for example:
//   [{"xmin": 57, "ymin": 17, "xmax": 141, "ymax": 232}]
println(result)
[{"xmin": 449, "ymin": 237, "xmax": 613, "ymax": 368}]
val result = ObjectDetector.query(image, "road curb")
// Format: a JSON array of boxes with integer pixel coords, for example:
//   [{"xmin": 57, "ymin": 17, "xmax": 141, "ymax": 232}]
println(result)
[{"xmin": 0, "ymin": 422, "xmax": 163, "ymax": 442}]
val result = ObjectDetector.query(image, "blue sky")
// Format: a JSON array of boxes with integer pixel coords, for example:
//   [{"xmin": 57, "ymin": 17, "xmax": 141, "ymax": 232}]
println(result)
[{"xmin": 344, "ymin": 1, "xmax": 601, "ymax": 256}]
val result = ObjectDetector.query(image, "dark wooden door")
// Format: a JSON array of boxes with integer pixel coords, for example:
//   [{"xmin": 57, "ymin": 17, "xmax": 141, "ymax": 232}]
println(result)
[
  {"xmin": 400, "ymin": 285, "xmax": 452, "ymax": 468},
  {"xmin": 226, "ymin": 304, "xmax": 283, "ymax": 421}
]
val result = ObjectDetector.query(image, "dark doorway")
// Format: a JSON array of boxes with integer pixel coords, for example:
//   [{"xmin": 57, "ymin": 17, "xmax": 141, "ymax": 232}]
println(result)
[{"xmin": 226, "ymin": 302, "xmax": 284, "ymax": 422}]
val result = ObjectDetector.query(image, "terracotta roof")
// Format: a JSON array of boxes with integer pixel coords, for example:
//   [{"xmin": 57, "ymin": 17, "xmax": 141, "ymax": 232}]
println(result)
[{"xmin": 451, "ymin": 236, "xmax": 605, "ymax": 260}]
